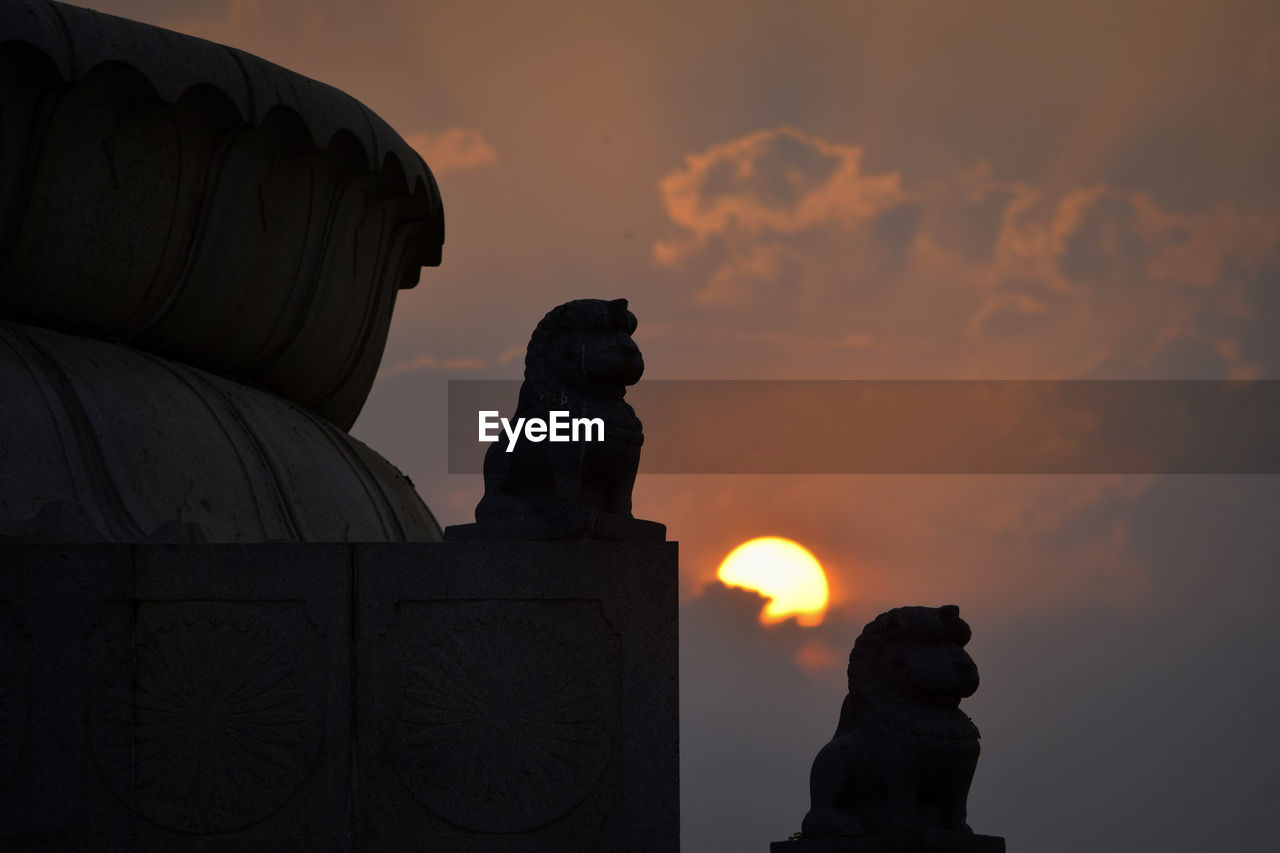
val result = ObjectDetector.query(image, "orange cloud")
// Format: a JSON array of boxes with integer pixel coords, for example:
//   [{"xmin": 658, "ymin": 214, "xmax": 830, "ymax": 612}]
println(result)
[
  {"xmin": 376, "ymin": 353, "xmax": 487, "ymax": 380},
  {"xmin": 988, "ymin": 185, "xmax": 1280, "ymax": 294},
  {"xmin": 405, "ymin": 128, "xmax": 499, "ymax": 175},
  {"xmin": 654, "ymin": 127, "xmax": 1280, "ymax": 381},
  {"xmin": 653, "ymin": 126, "xmax": 911, "ymax": 269},
  {"xmin": 974, "ymin": 185, "xmax": 1280, "ymax": 377}
]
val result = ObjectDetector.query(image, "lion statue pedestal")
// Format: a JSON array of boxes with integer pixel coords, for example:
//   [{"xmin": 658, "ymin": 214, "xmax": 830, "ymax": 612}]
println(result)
[{"xmin": 772, "ymin": 605, "xmax": 1005, "ymax": 853}]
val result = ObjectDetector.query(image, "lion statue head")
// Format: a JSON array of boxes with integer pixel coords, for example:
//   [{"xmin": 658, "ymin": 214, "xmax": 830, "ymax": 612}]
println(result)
[
  {"xmin": 523, "ymin": 298, "xmax": 643, "ymax": 401},
  {"xmin": 845, "ymin": 604, "xmax": 979, "ymax": 710}
]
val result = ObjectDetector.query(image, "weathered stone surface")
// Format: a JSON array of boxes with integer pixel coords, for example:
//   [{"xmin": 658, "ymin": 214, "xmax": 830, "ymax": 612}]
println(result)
[
  {"xmin": 778, "ymin": 606, "xmax": 1004, "ymax": 850},
  {"xmin": 446, "ymin": 299, "xmax": 666, "ymax": 542},
  {"xmin": 0, "ymin": 544, "xmax": 351, "ymax": 851},
  {"xmin": 0, "ymin": 0, "xmax": 444, "ymax": 430},
  {"xmin": 356, "ymin": 541, "xmax": 679, "ymax": 851},
  {"xmin": 0, "ymin": 319, "xmax": 441, "ymax": 543},
  {"xmin": 0, "ymin": 542, "xmax": 679, "ymax": 852}
]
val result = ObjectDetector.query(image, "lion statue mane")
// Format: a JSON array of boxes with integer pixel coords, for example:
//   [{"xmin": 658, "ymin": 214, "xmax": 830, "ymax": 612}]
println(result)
[
  {"xmin": 800, "ymin": 604, "xmax": 982, "ymax": 838},
  {"xmin": 470, "ymin": 297, "xmax": 662, "ymax": 540}
]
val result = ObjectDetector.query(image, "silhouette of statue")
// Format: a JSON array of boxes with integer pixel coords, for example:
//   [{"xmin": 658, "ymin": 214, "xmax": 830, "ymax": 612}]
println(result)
[
  {"xmin": 447, "ymin": 298, "xmax": 665, "ymax": 541},
  {"xmin": 777, "ymin": 606, "xmax": 1004, "ymax": 851}
]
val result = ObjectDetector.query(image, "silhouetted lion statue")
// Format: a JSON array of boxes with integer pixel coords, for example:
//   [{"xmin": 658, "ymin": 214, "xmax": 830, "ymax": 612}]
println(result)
[
  {"xmin": 450, "ymin": 298, "xmax": 664, "ymax": 541},
  {"xmin": 800, "ymin": 605, "xmax": 982, "ymax": 839}
]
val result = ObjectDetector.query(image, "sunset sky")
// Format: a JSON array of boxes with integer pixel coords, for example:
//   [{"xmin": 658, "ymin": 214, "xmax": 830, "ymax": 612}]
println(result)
[{"xmin": 85, "ymin": 1, "xmax": 1280, "ymax": 849}]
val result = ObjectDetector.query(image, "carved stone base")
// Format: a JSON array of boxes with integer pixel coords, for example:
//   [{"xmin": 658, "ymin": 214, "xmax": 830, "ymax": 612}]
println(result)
[
  {"xmin": 0, "ymin": 542, "xmax": 678, "ymax": 852},
  {"xmin": 771, "ymin": 831, "xmax": 1006, "ymax": 852}
]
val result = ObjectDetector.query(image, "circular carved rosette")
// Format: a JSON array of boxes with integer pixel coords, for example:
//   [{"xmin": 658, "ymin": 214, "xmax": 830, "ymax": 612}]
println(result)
[
  {"xmin": 392, "ymin": 605, "xmax": 613, "ymax": 832},
  {"xmin": 92, "ymin": 605, "xmax": 320, "ymax": 833}
]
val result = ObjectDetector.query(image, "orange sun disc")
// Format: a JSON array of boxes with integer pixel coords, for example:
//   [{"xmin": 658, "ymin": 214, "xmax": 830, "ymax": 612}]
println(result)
[{"xmin": 716, "ymin": 536, "xmax": 829, "ymax": 626}]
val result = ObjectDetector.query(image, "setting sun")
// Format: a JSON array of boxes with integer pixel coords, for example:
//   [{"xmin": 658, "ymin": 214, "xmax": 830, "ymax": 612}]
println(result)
[{"xmin": 716, "ymin": 537, "xmax": 830, "ymax": 626}]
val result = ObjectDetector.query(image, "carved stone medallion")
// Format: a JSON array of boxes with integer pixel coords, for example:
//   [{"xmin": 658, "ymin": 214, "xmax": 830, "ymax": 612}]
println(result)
[
  {"xmin": 390, "ymin": 603, "xmax": 614, "ymax": 833},
  {"xmin": 92, "ymin": 604, "xmax": 320, "ymax": 833}
]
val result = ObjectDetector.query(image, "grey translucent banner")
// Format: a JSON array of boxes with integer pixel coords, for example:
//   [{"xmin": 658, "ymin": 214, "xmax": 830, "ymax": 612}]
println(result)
[{"xmin": 447, "ymin": 380, "xmax": 1280, "ymax": 474}]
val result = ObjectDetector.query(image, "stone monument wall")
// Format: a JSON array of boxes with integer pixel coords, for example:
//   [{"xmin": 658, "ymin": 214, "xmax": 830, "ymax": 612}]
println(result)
[
  {"xmin": 0, "ymin": 7, "xmax": 680, "ymax": 852},
  {"xmin": 0, "ymin": 542, "xmax": 679, "ymax": 852}
]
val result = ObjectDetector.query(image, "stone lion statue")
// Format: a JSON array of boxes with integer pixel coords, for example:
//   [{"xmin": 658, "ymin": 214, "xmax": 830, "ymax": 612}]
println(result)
[
  {"xmin": 463, "ymin": 298, "xmax": 664, "ymax": 540},
  {"xmin": 801, "ymin": 605, "xmax": 981, "ymax": 838}
]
